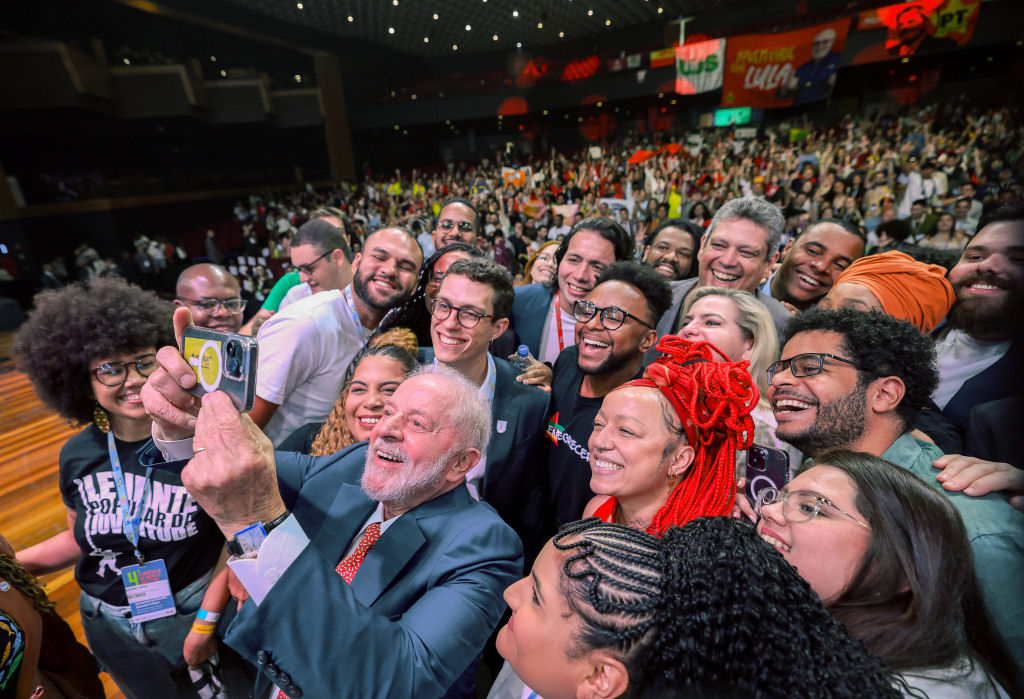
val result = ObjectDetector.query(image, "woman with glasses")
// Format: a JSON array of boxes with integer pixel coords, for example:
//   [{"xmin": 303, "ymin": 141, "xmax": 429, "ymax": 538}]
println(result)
[
  {"xmin": 490, "ymin": 517, "xmax": 901, "ymax": 699},
  {"xmin": 756, "ymin": 450, "xmax": 1017, "ymax": 697},
  {"xmin": 13, "ymin": 278, "xmax": 234, "ymax": 698},
  {"xmin": 378, "ymin": 242, "xmax": 485, "ymax": 346}
]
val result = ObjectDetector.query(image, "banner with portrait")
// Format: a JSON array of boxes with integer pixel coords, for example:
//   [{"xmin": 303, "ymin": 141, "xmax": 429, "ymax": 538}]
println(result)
[
  {"xmin": 722, "ymin": 19, "xmax": 850, "ymax": 109},
  {"xmin": 853, "ymin": 0, "xmax": 979, "ymax": 63},
  {"xmin": 675, "ymin": 39, "xmax": 726, "ymax": 95}
]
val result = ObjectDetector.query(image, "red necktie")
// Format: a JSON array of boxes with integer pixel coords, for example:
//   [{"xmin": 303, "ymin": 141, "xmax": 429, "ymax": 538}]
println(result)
[{"xmin": 335, "ymin": 522, "xmax": 381, "ymax": 583}]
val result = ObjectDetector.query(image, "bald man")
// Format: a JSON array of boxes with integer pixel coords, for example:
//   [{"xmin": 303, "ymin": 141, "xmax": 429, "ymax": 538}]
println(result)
[{"xmin": 174, "ymin": 263, "xmax": 246, "ymax": 333}]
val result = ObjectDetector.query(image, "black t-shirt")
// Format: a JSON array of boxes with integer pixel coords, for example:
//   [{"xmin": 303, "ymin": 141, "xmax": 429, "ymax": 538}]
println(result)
[
  {"xmin": 59, "ymin": 425, "xmax": 223, "ymax": 606},
  {"xmin": 545, "ymin": 347, "xmax": 643, "ymax": 531}
]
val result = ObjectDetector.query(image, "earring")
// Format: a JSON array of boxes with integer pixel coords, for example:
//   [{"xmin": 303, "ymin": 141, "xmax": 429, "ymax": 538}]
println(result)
[
  {"xmin": 93, "ymin": 403, "xmax": 110, "ymax": 433},
  {"xmin": 667, "ymin": 471, "xmax": 678, "ymax": 486}
]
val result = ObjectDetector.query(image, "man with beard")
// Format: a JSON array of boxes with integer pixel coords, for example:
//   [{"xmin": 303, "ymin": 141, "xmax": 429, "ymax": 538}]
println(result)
[
  {"xmin": 640, "ymin": 218, "xmax": 701, "ymax": 281},
  {"xmin": 252, "ymin": 226, "xmax": 422, "ymax": 444},
  {"xmin": 922, "ymin": 206, "xmax": 1024, "ymax": 458},
  {"xmin": 139, "ymin": 341, "xmax": 521, "ymax": 699},
  {"xmin": 764, "ymin": 219, "xmax": 865, "ymax": 311},
  {"xmin": 543, "ymin": 262, "xmax": 671, "ymax": 532},
  {"xmin": 767, "ymin": 307, "xmax": 1024, "ymax": 676},
  {"xmin": 431, "ymin": 198, "xmax": 479, "ymax": 250}
]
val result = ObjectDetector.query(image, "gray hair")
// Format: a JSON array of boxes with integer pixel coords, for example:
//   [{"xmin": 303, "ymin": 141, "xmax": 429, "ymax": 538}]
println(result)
[
  {"xmin": 706, "ymin": 197, "xmax": 784, "ymax": 260},
  {"xmin": 410, "ymin": 364, "xmax": 491, "ymax": 454}
]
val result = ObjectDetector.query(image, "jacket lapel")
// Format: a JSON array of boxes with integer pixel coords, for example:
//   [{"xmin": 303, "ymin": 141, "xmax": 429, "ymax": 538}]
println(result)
[
  {"xmin": 310, "ymin": 483, "xmax": 376, "ymax": 571},
  {"xmin": 483, "ymin": 364, "xmax": 517, "ymax": 498}
]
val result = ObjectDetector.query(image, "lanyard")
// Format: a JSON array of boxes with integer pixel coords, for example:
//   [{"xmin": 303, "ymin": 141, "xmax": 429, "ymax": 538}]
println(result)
[
  {"xmin": 344, "ymin": 284, "xmax": 372, "ymax": 346},
  {"xmin": 107, "ymin": 431, "xmax": 153, "ymax": 565},
  {"xmin": 553, "ymin": 296, "xmax": 566, "ymax": 353},
  {"xmin": 434, "ymin": 353, "xmax": 496, "ymax": 404}
]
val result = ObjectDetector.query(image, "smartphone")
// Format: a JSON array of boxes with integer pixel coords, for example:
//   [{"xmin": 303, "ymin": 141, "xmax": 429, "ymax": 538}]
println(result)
[
  {"xmin": 745, "ymin": 444, "xmax": 790, "ymax": 508},
  {"xmin": 181, "ymin": 327, "xmax": 258, "ymax": 412}
]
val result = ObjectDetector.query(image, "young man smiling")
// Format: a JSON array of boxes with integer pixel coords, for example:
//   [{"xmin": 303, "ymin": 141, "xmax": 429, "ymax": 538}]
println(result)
[
  {"xmin": 426, "ymin": 257, "xmax": 550, "ymax": 559},
  {"xmin": 764, "ymin": 218, "xmax": 865, "ymax": 311}
]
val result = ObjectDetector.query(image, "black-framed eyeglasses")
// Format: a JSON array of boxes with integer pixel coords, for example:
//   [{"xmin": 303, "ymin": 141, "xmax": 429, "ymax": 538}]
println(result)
[
  {"xmin": 294, "ymin": 249, "xmax": 333, "ymax": 276},
  {"xmin": 766, "ymin": 353, "xmax": 861, "ymax": 383},
  {"xmin": 573, "ymin": 300, "xmax": 654, "ymax": 331},
  {"xmin": 430, "ymin": 298, "xmax": 493, "ymax": 328},
  {"xmin": 177, "ymin": 296, "xmax": 247, "ymax": 314},
  {"xmin": 755, "ymin": 487, "xmax": 870, "ymax": 529},
  {"xmin": 437, "ymin": 219, "xmax": 475, "ymax": 233},
  {"xmin": 90, "ymin": 354, "xmax": 159, "ymax": 386}
]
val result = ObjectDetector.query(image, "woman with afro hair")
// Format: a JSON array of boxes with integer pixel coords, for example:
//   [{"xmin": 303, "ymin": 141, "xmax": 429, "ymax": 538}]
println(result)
[
  {"xmin": 492, "ymin": 516, "xmax": 902, "ymax": 699},
  {"xmin": 13, "ymin": 278, "xmax": 236, "ymax": 698}
]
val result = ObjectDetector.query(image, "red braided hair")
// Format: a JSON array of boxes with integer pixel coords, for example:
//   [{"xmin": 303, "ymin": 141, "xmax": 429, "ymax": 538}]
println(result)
[{"xmin": 618, "ymin": 335, "xmax": 758, "ymax": 536}]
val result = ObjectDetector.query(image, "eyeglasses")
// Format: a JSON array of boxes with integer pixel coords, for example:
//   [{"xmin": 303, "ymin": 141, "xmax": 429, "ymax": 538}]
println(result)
[
  {"xmin": 573, "ymin": 300, "xmax": 654, "ymax": 331},
  {"xmin": 294, "ymin": 249, "xmax": 333, "ymax": 276},
  {"xmin": 766, "ymin": 353, "xmax": 861, "ymax": 383},
  {"xmin": 430, "ymin": 298, "xmax": 493, "ymax": 328},
  {"xmin": 437, "ymin": 219, "xmax": 475, "ymax": 233},
  {"xmin": 755, "ymin": 487, "xmax": 870, "ymax": 529},
  {"xmin": 427, "ymin": 268, "xmax": 449, "ymax": 288},
  {"xmin": 91, "ymin": 354, "xmax": 158, "ymax": 386},
  {"xmin": 177, "ymin": 296, "xmax": 247, "ymax": 314}
]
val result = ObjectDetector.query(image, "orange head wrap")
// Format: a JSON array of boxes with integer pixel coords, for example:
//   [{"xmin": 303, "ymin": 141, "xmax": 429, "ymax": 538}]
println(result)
[
  {"xmin": 832, "ymin": 250, "xmax": 955, "ymax": 332},
  {"xmin": 615, "ymin": 335, "xmax": 758, "ymax": 535}
]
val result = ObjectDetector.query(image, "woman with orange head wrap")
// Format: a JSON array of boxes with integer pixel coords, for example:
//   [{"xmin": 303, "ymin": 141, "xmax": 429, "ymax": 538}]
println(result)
[
  {"xmin": 819, "ymin": 250, "xmax": 955, "ymax": 332},
  {"xmin": 581, "ymin": 335, "xmax": 758, "ymax": 535}
]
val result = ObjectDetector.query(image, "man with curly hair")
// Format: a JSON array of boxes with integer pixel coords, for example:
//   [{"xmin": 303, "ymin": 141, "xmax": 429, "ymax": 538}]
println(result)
[{"xmin": 767, "ymin": 307, "xmax": 1024, "ymax": 678}]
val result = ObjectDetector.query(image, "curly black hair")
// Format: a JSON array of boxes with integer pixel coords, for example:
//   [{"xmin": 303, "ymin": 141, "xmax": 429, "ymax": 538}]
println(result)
[
  {"xmin": 13, "ymin": 277, "xmax": 175, "ymax": 424},
  {"xmin": 554, "ymin": 517, "xmax": 900, "ymax": 698},
  {"xmin": 781, "ymin": 308, "xmax": 938, "ymax": 430},
  {"xmin": 595, "ymin": 262, "xmax": 673, "ymax": 325}
]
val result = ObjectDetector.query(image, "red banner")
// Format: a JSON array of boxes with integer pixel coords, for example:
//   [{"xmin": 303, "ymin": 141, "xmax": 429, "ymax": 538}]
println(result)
[
  {"xmin": 722, "ymin": 19, "xmax": 850, "ymax": 109},
  {"xmin": 855, "ymin": 0, "xmax": 979, "ymax": 62}
]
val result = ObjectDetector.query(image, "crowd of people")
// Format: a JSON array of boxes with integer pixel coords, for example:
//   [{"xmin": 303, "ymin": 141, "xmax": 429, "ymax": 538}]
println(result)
[{"xmin": 4, "ymin": 95, "xmax": 1023, "ymax": 699}]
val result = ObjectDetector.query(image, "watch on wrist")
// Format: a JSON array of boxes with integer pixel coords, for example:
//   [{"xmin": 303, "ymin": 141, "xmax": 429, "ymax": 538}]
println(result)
[{"xmin": 226, "ymin": 510, "xmax": 290, "ymax": 558}]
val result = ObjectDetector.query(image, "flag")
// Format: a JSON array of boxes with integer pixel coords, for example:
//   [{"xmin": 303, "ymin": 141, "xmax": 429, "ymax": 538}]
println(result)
[
  {"xmin": 650, "ymin": 48, "xmax": 675, "ymax": 69},
  {"xmin": 675, "ymin": 39, "xmax": 726, "ymax": 95}
]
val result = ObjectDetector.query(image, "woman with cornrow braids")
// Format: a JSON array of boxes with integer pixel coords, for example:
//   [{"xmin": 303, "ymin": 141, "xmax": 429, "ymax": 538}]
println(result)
[
  {"xmin": 581, "ymin": 334, "xmax": 759, "ymax": 534},
  {"xmin": 492, "ymin": 517, "xmax": 903, "ymax": 699}
]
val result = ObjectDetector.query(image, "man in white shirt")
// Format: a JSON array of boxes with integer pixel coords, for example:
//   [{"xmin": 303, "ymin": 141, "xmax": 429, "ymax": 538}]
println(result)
[
  {"xmin": 898, "ymin": 159, "xmax": 944, "ymax": 218},
  {"xmin": 547, "ymin": 213, "xmax": 570, "ymax": 240},
  {"xmin": 251, "ymin": 226, "xmax": 422, "ymax": 444},
  {"xmin": 139, "ymin": 345, "xmax": 521, "ymax": 699}
]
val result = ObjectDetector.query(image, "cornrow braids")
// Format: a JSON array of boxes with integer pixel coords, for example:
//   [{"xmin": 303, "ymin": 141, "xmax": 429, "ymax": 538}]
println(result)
[
  {"xmin": 620, "ymin": 336, "xmax": 758, "ymax": 535},
  {"xmin": 309, "ymin": 328, "xmax": 419, "ymax": 456},
  {"xmin": 0, "ymin": 555, "xmax": 56, "ymax": 615},
  {"xmin": 554, "ymin": 518, "xmax": 901, "ymax": 698}
]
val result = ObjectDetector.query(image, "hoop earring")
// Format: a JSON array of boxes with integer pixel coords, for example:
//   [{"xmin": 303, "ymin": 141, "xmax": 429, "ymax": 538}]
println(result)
[{"xmin": 93, "ymin": 403, "xmax": 110, "ymax": 434}]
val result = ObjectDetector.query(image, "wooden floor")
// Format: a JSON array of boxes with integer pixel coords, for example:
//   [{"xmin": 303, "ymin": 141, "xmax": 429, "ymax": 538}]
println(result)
[{"xmin": 0, "ymin": 332, "xmax": 123, "ymax": 699}]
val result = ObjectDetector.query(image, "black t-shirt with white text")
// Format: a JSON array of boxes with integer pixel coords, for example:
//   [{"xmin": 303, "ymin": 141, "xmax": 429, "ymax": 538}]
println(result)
[{"xmin": 59, "ymin": 425, "xmax": 223, "ymax": 606}]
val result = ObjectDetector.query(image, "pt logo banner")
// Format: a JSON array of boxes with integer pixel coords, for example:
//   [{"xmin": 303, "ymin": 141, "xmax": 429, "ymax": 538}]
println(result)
[
  {"xmin": 722, "ymin": 19, "xmax": 850, "ymax": 108},
  {"xmin": 675, "ymin": 39, "xmax": 725, "ymax": 95}
]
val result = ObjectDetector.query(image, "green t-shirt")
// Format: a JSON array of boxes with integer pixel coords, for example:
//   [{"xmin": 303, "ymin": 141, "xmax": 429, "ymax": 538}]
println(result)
[{"xmin": 261, "ymin": 271, "xmax": 301, "ymax": 312}]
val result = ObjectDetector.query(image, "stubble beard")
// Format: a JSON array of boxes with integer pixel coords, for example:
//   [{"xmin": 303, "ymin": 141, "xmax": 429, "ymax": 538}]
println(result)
[{"xmin": 776, "ymin": 382, "xmax": 869, "ymax": 459}]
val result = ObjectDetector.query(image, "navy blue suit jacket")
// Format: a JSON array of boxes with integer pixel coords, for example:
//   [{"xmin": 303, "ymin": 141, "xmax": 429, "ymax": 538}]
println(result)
[
  {"xmin": 202, "ymin": 445, "xmax": 521, "ymax": 699},
  {"xmin": 509, "ymin": 283, "xmax": 556, "ymax": 358}
]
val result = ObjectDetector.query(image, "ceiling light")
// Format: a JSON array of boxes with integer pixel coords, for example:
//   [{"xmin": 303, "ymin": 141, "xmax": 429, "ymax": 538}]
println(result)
[
  {"xmin": 220, "ymin": 69, "xmax": 227, "ymax": 77},
  {"xmin": 403, "ymin": 129, "xmax": 408, "ymax": 135},
  {"xmin": 424, "ymin": 36, "xmax": 429, "ymax": 42},
  {"xmin": 657, "ymin": 7, "xmax": 663, "ymax": 13},
  {"xmin": 577, "ymin": 116, "xmax": 583, "ymax": 122},
  {"xmin": 516, "ymin": 41, "xmax": 522, "ymax": 48},
  {"xmin": 394, "ymin": 125, "xmax": 400, "ymax": 131},
  {"xmin": 559, "ymin": 31, "xmax": 565, "ymax": 37},
  {"xmin": 296, "ymin": 2, "xmax": 303, "ymax": 8},
  {"xmin": 452, "ymin": 44, "xmax": 458, "ymax": 50},
  {"xmin": 466, "ymin": 24, "xmax": 471, "ymax": 30},
  {"xmin": 445, "ymin": 119, "xmax": 451, "ymax": 124},
  {"xmin": 596, "ymin": 101, "xmax": 603, "ymax": 107},
  {"xmin": 348, "ymin": 15, "xmax": 354, "ymax": 21},
  {"xmin": 538, "ymin": 22, "xmax": 544, "ymax": 28},
  {"xmin": 587, "ymin": 9, "xmax": 593, "ymax": 16},
  {"xmin": 294, "ymin": 74, "xmax": 302, "ymax": 82},
  {"xmin": 210, "ymin": 56, "xmax": 217, "ymax": 62},
  {"xmin": 605, "ymin": 19, "xmax": 611, "ymax": 25},
  {"xmin": 388, "ymin": 26, "xmax": 395, "ymax": 34},
  {"xmin": 542, "ymin": 109, "xmax": 548, "ymax": 115},
  {"xmin": 493, "ymin": 34, "xmax": 499, "ymax": 40},
  {"xmin": 122, "ymin": 57, "xmax": 131, "ymax": 65},
  {"xmin": 393, "ymin": 0, "xmax": 399, "ymax": 5},
  {"xmin": 433, "ymin": 13, "xmax": 439, "ymax": 20},
  {"xmin": 512, "ymin": 9, "xmax": 519, "ymax": 17}
]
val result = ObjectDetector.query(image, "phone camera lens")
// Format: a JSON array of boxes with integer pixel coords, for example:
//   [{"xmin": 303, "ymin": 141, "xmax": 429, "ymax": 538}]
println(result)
[
  {"xmin": 226, "ymin": 341, "xmax": 239, "ymax": 357},
  {"xmin": 228, "ymin": 358, "xmax": 242, "ymax": 377}
]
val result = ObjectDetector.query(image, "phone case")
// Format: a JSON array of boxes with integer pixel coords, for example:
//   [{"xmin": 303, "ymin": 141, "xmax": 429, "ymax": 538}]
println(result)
[{"xmin": 181, "ymin": 327, "xmax": 258, "ymax": 412}]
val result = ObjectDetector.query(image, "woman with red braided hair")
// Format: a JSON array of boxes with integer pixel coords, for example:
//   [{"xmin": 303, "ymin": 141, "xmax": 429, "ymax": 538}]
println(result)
[{"xmin": 581, "ymin": 334, "xmax": 759, "ymax": 534}]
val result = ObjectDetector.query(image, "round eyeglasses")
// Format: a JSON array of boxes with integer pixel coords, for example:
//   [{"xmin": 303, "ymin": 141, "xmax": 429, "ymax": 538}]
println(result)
[
  {"xmin": 766, "ymin": 353, "xmax": 861, "ymax": 383},
  {"xmin": 430, "ymin": 298, "xmax": 493, "ymax": 329},
  {"xmin": 572, "ymin": 300, "xmax": 654, "ymax": 331},
  {"xmin": 177, "ymin": 296, "xmax": 247, "ymax": 314},
  {"xmin": 90, "ymin": 354, "xmax": 159, "ymax": 386},
  {"xmin": 755, "ymin": 487, "xmax": 870, "ymax": 529}
]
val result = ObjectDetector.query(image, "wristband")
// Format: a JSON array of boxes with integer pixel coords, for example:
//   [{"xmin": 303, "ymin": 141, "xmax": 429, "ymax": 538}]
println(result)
[
  {"xmin": 196, "ymin": 609, "xmax": 221, "ymax": 623},
  {"xmin": 191, "ymin": 622, "xmax": 216, "ymax": 635}
]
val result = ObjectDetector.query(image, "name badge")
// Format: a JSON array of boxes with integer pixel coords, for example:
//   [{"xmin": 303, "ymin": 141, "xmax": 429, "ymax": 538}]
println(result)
[{"xmin": 121, "ymin": 559, "xmax": 177, "ymax": 622}]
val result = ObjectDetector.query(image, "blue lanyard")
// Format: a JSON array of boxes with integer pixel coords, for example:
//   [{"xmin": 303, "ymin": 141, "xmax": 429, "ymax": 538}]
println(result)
[
  {"xmin": 434, "ymin": 353, "xmax": 496, "ymax": 404},
  {"xmin": 344, "ymin": 284, "xmax": 372, "ymax": 346},
  {"xmin": 106, "ymin": 431, "xmax": 153, "ymax": 565}
]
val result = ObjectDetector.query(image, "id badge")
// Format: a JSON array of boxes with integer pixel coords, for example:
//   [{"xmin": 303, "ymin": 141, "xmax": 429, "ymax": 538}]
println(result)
[{"xmin": 121, "ymin": 559, "xmax": 177, "ymax": 623}]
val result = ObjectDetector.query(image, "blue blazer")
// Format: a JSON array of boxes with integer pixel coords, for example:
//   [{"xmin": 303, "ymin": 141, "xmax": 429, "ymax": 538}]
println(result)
[
  {"xmin": 509, "ymin": 283, "xmax": 556, "ymax": 358},
  {"xmin": 419, "ymin": 350, "xmax": 552, "ymax": 561},
  {"xmin": 223, "ymin": 444, "xmax": 523, "ymax": 699}
]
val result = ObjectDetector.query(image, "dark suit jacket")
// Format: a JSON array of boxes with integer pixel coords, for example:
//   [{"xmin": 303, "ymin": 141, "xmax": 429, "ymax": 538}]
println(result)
[
  {"xmin": 648, "ymin": 277, "xmax": 791, "ymax": 364},
  {"xmin": 148, "ymin": 444, "xmax": 522, "ymax": 699},
  {"xmin": 509, "ymin": 283, "xmax": 557, "ymax": 358},
  {"xmin": 419, "ymin": 350, "xmax": 551, "ymax": 560},
  {"xmin": 909, "ymin": 213, "xmax": 939, "ymax": 241}
]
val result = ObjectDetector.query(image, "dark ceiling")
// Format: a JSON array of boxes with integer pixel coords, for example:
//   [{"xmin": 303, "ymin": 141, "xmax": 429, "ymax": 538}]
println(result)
[{"xmin": 217, "ymin": 0, "xmax": 749, "ymax": 57}]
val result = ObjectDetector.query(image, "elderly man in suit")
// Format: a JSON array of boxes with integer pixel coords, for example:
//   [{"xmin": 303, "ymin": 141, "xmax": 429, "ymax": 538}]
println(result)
[
  {"xmin": 140, "ymin": 309, "xmax": 522, "ymax": 699},
  {"xmin": 422, "ymin": 257, "xmax": 550, "ymax": 561}
]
